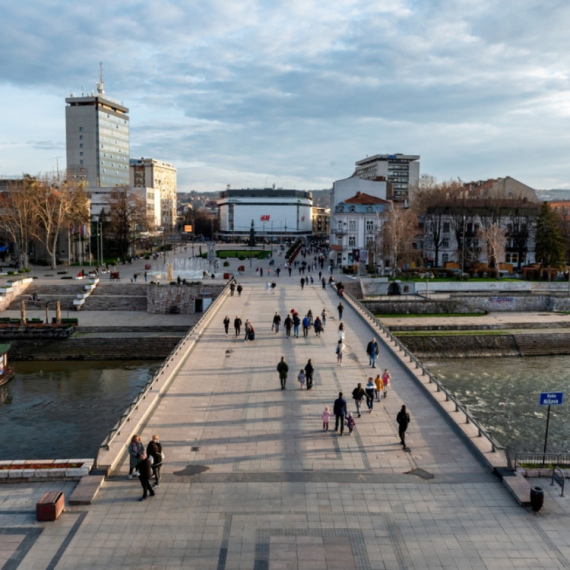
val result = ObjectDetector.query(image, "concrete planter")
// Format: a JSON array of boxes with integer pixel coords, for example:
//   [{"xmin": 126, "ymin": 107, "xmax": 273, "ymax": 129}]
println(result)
[{"xmin": 0, "ymin": 459, "xmax": 93, "ymax": 483}]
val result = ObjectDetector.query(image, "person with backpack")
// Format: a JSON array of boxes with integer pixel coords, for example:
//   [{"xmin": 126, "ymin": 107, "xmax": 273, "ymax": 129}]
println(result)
[
  {"xmin": 234, "ymin": 316, "xmax": 242, "ymax": 338},
  {"xmin": 146, "ymin": 434, "xmax": 163, "ymax": 488},
  {"xmin": 293, "ymin": 312, "xmax": 301, "ymax": 338},
  {"xmin": 352, "ymin": 383, "xmax": 366, "ymax": 418},
  {"xmin": 397, "ymin": 405, "xmax": 411, "ymax": 448},
  {"xmin": 302, "ymin": 315, "xmax": 310, "ymax": 338}
]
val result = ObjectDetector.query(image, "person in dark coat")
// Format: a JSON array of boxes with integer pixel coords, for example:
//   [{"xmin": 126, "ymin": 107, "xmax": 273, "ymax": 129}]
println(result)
[
  {"xmin": 230, "ymin": 282, "xmax": 235, "ymax": 296},
  {"xmin": 237, "ymin": 283, "xmax": 243, "ymax": 296},
  {"xmin": 304, "ymin": 359, "xmax": 314, "ymax": 390},
  {"xmin": 128, "ymin": 434, "xmax": 144, "ymax": 479},
  {"xmin": 300, "ymin": 277, "xmax": 305, "ymax": 290},
  {"xmin": 136, "ymin": 452, "xmax": 155, "ymax": 500},
  {"xmin": 277, "ymin": 356, "xmax": 289, "ymax": 390},
  {"xmin": 234, "ymin": 316, "xmax": 242, "ymax": 338},
  {"xmin": 333, "ymin": 392, "xmax": 347, "ymax": 435},
  {"xmin": 293, "ymin": 313, "xmax": 301, "ymax": 338},
  {"xmin": 272, "ymin": 312, "xmax": 281, "ymax": 334},
  {"xmin": 352, "ymin": 383, "xmax": 366, "ymax": 418},
  {"xmin": 284, "ymin": 314, "xmax": 293, "ymax": 338},
  {"xmin": 366, "ymin": 338, "xmax": 379, "ymax": 368},
  {"xmin": 223, "ymin": 316, "xmax": 230, "ymax": 336},
  {"xmin": 314, "ymin": 316, "xmax": 323, "ymax": 338},
  {"xmin": 397, "ymin": 405, "xmax": 411, "ymax": 448},
  {"xmin": 146, "ymin": 435, "xmax": 163, "ymax": 487},
  {"xmin": 338, "ymin": 302, "xmax": 344, "ymax": 320}
]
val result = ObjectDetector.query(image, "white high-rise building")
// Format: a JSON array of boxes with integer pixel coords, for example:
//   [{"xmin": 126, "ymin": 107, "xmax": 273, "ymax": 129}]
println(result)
[
  {"xmin": 65, "ymin": 70, "xmax": 130, "ymax": 188},
  {"xmin": 353, "ymin": 154, "xmax": 420, "ymax": 203},
  {"xmin": 130, "ymin": 158, "xmax": 177, "ymax": 230}
]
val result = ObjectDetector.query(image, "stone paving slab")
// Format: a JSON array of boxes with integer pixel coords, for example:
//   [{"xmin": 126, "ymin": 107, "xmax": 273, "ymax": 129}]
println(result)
[{"xmin": 2, "ymin": 274, "xmax": 570, "ymax": 569}]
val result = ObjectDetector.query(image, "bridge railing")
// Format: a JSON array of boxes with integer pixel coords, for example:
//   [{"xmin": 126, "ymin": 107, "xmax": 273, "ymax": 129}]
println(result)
[
  {"xmin": 98, "ymin": 282, "xmax": 230, "ymax": 454},
  {"xmin": 341, "ymin": 288, "xmax": 510, "ymax": 465},
  {"xmin": 514, "ymin": 453, "xmax": 570, "ymax": 469}
]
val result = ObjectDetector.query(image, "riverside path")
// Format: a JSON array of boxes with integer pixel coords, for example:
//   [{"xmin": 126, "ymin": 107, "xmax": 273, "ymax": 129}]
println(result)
[{"xmin": 2, "ymin": 275, "xmax": 570, "ymax": 569}]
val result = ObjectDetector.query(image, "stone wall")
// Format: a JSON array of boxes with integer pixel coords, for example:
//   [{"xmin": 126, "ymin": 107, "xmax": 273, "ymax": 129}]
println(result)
[
  {"xmin": 147, "ymin": 283, "xmax": 225, "ymax": 314},
  {"xmin": 0, "ymin": 278, "xmax": 33, "ymax": 311}
]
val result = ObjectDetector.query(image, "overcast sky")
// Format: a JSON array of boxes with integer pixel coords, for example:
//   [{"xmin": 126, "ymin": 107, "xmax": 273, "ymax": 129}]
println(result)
[{"xmin": 2, "ymin": 0, "xmax": 570, "ymax": 192}]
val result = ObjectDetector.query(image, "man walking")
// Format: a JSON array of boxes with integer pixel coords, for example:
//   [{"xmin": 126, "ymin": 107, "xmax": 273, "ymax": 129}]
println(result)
[
  {"xmin": 230, "ymin": 282, "xmax": 236, "ymax": 296},
  {"xmin": 397, "ymin": 405, "xmax": 411, "ymax": 448},
  {"xmin": 223, "ymin": 316, "xmax": 230, "ymax": 336},
  {"xmin": 338, "ymin": 302, "xmax": 344, "ymax": 320},
  {"xmin": 352, "ymin": 383, "xmax": 366, "ymax": 418},
  {"xmin": 234, "ymin": 316, "xmax": 242, "ymax": 338},
  {"xmin": 277, "ymin": 356, "xmax": 289, "ymax": 390},
  {"xmin": 272, "ymin": 312, "xmax": 281, "ymax": 333},
  {"xmin": 135, "ymin": 452, "xmax": 155, "ymax": 501},
  {"xmin": 284, "ymin": 314, "xmax": 293, "ymax": 338},
  {"xmin": 300, "ymin": 277, "xmax": 305, "ymax": 290},
  {"xmin": 305, "ymin": 359, "xmax": 314, "ymax": 390},
  {"xmin": 293, "ymin": 312, "xmax": 301, "ymax": 338},
  {"xmin": 333, "ymin": 392, "xmax": 347, "ymax": 436},
  {"xmin": 366, "ymin": 338, "xmax": 379, "ymax": 368},
  {"xmin": 237, "ymin": 283, "xmax": 243, "ymax": 296},
  {"xmin": 302, "ymin": 315, "xmax": 310, "ymax": 338}
]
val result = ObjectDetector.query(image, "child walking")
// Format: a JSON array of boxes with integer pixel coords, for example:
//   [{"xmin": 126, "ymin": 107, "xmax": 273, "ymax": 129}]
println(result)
[
  {"xmin": 347, "ymin": 412, "xmax": 356, "ymax": 435},
  {"xmin": 382, "ymin": 368, "xmax": 392, "ymax": 398},
  {"xmin": 298, "ymin": 369, "xmax": 306, "ymax": 389},
  {"xmin": 322, "ymin": 405, "xmax": 332, "ymax": 431}
]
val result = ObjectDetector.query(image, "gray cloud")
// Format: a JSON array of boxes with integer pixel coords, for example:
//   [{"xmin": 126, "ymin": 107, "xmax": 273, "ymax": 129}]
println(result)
[{"xmin": 2, "ymin": 0, "xmax": 570, "ymax": 190}]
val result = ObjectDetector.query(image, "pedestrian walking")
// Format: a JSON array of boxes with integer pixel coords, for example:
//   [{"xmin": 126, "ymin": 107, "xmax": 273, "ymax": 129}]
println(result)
[
  {"xmin": 307, "ymin": 309, "xmax": 314, "ymax": 327},
  {"xmin": 230, "ymin": 282, "xmax": 235, "ymax": 296},
  {"xmin": 293, "ymin": 312, "xmax": 301, "ymax": 338},
  {"xmin": 260, "ymin": 268, "xmax": 263, "ymax": 277},
  {"xmin": 144, "ymin": 271, "xmax": 148, "ymax": 282},
  {"xmin": 146, "ymin": 435, "xmax": 163, "ymax": 487},
  {"xmin": 234, "ymin": 316, "xmax": 242, "ymax": 338},
  {"xmin": 347, "ymin": 412, "xmax": 356, "ymax": 435},
  {"xmin": 321, "ymin": 308, "xmax": 327, "ymax": 327},
  {"xmin": 338, "ymin": 322, "xmax": 345, "ymax": 341},
  {"xmin": 284, "ymin": 314, "xmax": 292, "ymax": 338},
  {"xmin": 135, "ymin": 452, "xmax": 155, "ymax": 501},
  {"xmin": 382, "ymin": 368, "xmax": 392, "ymax": 398},
  {"xmin": 128, "ymin": 434, "xmax": 144, "ymax": 479},
  {"xmin": 322, "ymin": 405, "xmax": 332, "ymax": 431},
  {"xmin": 297, "ymin": 369, "xmax": 306, "ymax": 389},
  {"xmin": 366, "ymin": 338, "xmax": 379, "ymax": 368},
  {"xmin": 333, "ymin": 392, "xmax": 347, "ymax": 435},
  {"xmin": 244, "ymin": 320, "xmax": 255, "ymax": 342},
  {"xmin": 223, "ymin": 316, "xmax": 230, "ymax": 336},
  {"xmin": 397, "ymin": 405, "xmax": 411, "ymax": 448},
  {"xmin": 300, "ymin": 277, "xmax": 305, "ymax": 290},
  {"xmin": 302, "ymin": 315, "xmax": 310, "ymax": 338},
  {"xmin": 318, "ymin": 271, "xmax": 322, "ymax": 280},
  {"xmin": 271, "ymin": 281, "xmax": 277, "ymax": 293},
  {"xmin": 288, "ymin": 266, "xmax": 292, "ymax": 276},
  {"xmin": 277, "ymin": 356, "xmax": 289, "ymax": 390},
  {"xmin": 305, "ymin": 359, "xmax": 314, "ymax": 390},
  {"xmin": 336, "ymin": 339, "xmax": 345, "ymax": 365},
  {"xmin": 338, "ymin": 302, "xmax": 344, "ymax": 320},
  {"xmin": 374, "ymin": 374, "xmax": 383, "ymax": 402},
  {"xmin": 322, "ymin": 276, "xmax": 326, "ymax": 289},
  {"xmin": 365, "ymin": 377, "xmax": 375, "ymax": 413},
  {"xmin": 352, "ymin": 383, "xmax": 365, "ymax": 417},
  {"xmin": 272, "ymin": 312, "xmax": 281, "ymax": 333},
  {"xmin": 265, "ymin": 281, "xmax": 271, "ymax": 293},
  {"xmin": 314, "ymin": 316, "xmax": 322, "ymax": 337},
  {"xmin": 237, "ymin": 283, "xmax": 243, "ymax": 296}
]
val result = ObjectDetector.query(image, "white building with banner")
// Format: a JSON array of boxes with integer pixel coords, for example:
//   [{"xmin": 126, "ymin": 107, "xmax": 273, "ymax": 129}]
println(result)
[{"xmin": 217, "ymin": 188, "xmax": 313, "ymax": 240}]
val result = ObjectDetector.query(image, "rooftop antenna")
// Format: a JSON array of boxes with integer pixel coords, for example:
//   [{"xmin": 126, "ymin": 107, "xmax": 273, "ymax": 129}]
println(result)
[
  {"xmin": 97, "ymin": 62, "xmax": 105, "ymax": 95},
  {"xmin": 81, "ymin": 85, "xmax": 84, "ymax": 96}
]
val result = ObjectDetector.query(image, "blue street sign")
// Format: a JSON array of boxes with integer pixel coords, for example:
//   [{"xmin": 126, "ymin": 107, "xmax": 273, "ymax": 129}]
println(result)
[{"xmin": 539, "ymin": 392, "xmax": 564, "ymax": 406}]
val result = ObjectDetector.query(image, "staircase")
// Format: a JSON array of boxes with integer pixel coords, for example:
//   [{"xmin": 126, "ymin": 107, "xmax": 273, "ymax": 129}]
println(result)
[
  {"xmin": 8, "ymin": 282, "xmax": 87, "ymax": 310},
  {"xmin": 82, "ymin": 283, "xmax": 148, "ymax": 311}
]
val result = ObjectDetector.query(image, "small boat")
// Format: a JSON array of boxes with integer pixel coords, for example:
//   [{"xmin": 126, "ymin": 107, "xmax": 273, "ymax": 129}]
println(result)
[{"xmin": 0, "ymin": 344, "xmax": 14, "ymax": 387}]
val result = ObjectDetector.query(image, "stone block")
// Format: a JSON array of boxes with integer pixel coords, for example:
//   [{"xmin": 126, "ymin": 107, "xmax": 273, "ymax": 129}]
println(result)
[{"xmin": 8, "ymin": 470, "xmax": 23, "ymax": 479}]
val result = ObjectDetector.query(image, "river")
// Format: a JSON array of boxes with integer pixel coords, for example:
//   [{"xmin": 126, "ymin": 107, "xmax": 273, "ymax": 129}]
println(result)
[
  {"xmin": 0, "ymin": 361, "xmax": 160, "ymax": 460},
  {"xmin": 425, "ymin": 355, "xmax": 570, "ymax": 455}
]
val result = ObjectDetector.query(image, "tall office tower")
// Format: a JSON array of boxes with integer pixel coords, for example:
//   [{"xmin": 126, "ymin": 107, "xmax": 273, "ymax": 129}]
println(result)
[
  {"xmin": 130, "ymin": 158, "xmax": 177, "ymax": 230},
  {"xmin": 65, "ymin": 68, "xmax": 130, "ymax": 187},
  {"xmin": 353, "ymin": 154, "xmax": 420, "ymax": 203}
]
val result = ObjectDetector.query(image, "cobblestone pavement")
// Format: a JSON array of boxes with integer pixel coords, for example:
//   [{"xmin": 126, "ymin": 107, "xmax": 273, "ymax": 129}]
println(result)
[{"xmin": 2, "ymin": 271, "xmax": 570, "ymax": 569}]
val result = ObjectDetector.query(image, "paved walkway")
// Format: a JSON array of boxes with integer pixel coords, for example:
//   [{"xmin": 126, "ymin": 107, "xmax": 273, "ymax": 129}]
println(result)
[{"xmin": 2, "ymin": 275, "xmax": 570, "ymax": 569}]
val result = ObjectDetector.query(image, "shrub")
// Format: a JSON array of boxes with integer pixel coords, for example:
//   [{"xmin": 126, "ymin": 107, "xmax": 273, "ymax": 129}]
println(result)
[
  {"xmin": 223, "ymin": 261, "xmax": 230, "ymax": 267},
  {"xmin": 61, "ymin": 276, "xmax": 73, "ymax": 280},
  {"xmin": 57, "ymin": 271, "xmax": 68, "ymax": 275},
  {"xmin": 7, "ymin": 271, "xmax": 14, "ymax": 276}
]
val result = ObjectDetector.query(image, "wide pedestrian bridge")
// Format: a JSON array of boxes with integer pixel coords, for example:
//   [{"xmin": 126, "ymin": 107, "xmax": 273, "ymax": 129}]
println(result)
[{"xmin": 3, "ymin": 274, "xmax": 570, "ymax": 569}]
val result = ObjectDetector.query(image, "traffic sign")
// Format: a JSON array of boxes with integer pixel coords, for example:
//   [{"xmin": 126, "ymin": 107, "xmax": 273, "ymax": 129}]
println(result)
[{"xmin": 539, "ymin": 392, "xmax": 564, "ymax": 406}]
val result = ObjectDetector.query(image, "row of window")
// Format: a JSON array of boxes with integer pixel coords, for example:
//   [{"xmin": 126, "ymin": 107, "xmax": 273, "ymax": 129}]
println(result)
[{"xmin": 337, "ymin": 220, "xmax": 378, "ymax": 232}]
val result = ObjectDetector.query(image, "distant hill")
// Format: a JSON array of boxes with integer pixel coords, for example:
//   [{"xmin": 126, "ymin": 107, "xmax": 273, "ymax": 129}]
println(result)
[{"xmin": 536, "ymin": 189, "xmax": 570, "ymax": 201}]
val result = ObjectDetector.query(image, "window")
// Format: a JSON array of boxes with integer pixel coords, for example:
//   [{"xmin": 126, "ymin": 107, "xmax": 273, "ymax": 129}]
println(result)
[
  {"xmin": 79, "ymin": 152, "xmax": 83, "ymax": 156},
  {"xmin": 366, "ymin": 220, "xmax": 374, "ymax": 232},
  {"xmin": 349, "ymin": 206, "xmax": 355, "ymax": 213},
  {"xmin": 443, "ymin": 222, "xmax": 450, "ymax": 233},
  {"xmin": 337, "ymin": 237, "xmax": 342, "ymax": 245},
  {"xmin": 442, "ymin": 253, "xmax": 449, "ymax": 263},
  {"xmin": 79, "ymin": 127, "xmax": 83, "ymax": 132},
  {"xmin": 349, "ymin": 220, "xmax": 357, "ymax": 231},
  {"xmin": 79, "ymin": 144, "xmax": 83, "ymax": 148},
  {"xmin": 366, "ymin": 206, "xmax": 372, "ymax": 213},
  {"xmin": 337, "ymin": 221, "xmax": 343, "ymax": 230},
  {"xmin": 348, "ymin": 236, "xmax": 356, "ymax": 247},
  {"xmin": 366, "ymin": 237, "xmax": 375, "ymax": 248},
  {"xmin": 80, "ymin": 160, "xmax": 84, "ymax": 165},
  {"xmin": 442, "ymin": 239, "xmax": 449, "ymax": 248},
  {"xmin": 79, "ymin": 135, "xmax": 83, "ymax": 140}
]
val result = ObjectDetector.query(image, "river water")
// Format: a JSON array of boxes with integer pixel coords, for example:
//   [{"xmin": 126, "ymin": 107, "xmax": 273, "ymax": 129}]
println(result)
[
  {"xmin": 425, "ymin": 356, "xmax": 570, "ymax": 455},
  {"xmin": 0, "ymin": 361, "xmax": 160, "ymax": 460}
]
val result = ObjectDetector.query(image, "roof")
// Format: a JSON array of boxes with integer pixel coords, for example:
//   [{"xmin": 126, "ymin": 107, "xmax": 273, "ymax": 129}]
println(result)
[
  {"xmin": 0, "ymin": 344, "xmax": 11, "ymax": 355},
  {"xmin": 343, "ymin": 192, "xmax": 390, "ymax": 205}
]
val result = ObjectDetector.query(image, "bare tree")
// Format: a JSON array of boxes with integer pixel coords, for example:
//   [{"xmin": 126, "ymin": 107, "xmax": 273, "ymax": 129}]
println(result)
[
  {"xmin": 32, "ymin": 173, "xmax": 90, "ymax": 269},
  {"xmin": 105, "ymin": 186, "xmax": 151, "ymax": 261},
  {"xmin": 381, "ymin": 204, "xmax": 419, "ymax": 276},
  {"xmin": 478, "ymin": 224, "xmax": 506, "ymax": 278},
  {"xmin": 0, "ymin": 175, "xmax": 39, "ymax": 269}
]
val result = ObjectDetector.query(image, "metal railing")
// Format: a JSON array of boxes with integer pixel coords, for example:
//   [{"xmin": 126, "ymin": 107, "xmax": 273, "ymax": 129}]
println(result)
[
  {"xmin": 514, "ymin": 453, "xmax": 570, "ymax": 469},
  {"xmin": 341, "ymin": 288, "xmax": 509, "ymax": 462},
  {"xmin": 98, "ymin": 282, "xmax": 230, "ymax": 452}
]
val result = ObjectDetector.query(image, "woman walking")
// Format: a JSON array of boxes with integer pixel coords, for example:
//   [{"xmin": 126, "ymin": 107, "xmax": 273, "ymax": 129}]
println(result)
[
  {"xmin": 338, "ymin": 322, "xmax": 345, "ymax": 342},
  {"xmin": 336, "ymin": 339, "xmax": 345, "ymax": 365},
  {"xmin": 128, "ymin": 434, "xmax": 144, "ymax": 479},
  {"xmin": 314, "ymin": 316, "xmax": 323, "ymax": 337},
  {"xmin": 321, "ymin": 308, "xmax": 327, "ymax": 327}
]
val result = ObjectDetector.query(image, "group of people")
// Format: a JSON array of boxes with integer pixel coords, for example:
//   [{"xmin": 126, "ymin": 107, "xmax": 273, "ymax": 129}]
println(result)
[
  {"xmin": 229, "ymin": 282, "xmax": 243, "ymax": 296},
  {"xmin": 222, "ymin": 316, "xmax": 255, "ymax": 341},
  {"xmin": 277, "ymin": 356, "xmax": 315, "ymax": 390},
  {"xmin": 128, "ymin": 434, "xmax": 164, "ymax": 501}
]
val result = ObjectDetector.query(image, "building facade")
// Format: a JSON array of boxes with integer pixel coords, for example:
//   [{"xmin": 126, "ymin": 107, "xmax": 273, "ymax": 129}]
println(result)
[
  {"xmin": 218, "ymin": 189, "xmax": 313, "ymax": 240},
  {"xmin": 312, "ymin": 207, "xmax": 330, "ymax": 237},
  {"xmin": 65, "ymin": 78, "xmax": 130, "ymax": 188},
  {"xmin": 330, "ymin": 192, "xmax": 390, "ymax": 268},
  {"xmin": 130, "ymin": 158, "xmax": 177, "ymax": 230},
  {"xmin": 353, "ymin": 154, "xmax": 420, "ymax": 203}
]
